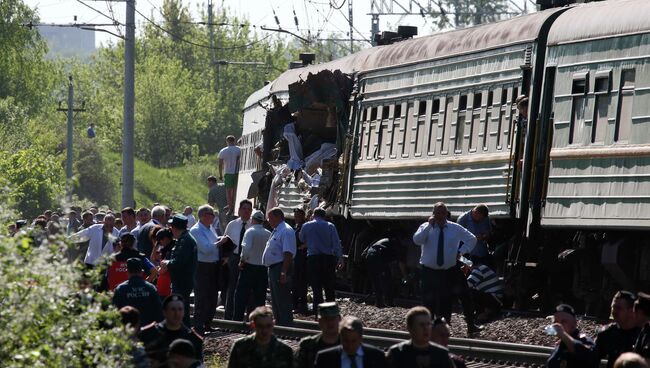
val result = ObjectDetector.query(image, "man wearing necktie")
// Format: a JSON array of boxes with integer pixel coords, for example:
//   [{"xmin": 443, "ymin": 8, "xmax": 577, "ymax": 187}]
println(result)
[
  {"xmin": 413, "ymin": 202, "xmax": 476, "ymax": 325},
  {"xmin": 314, "ymin": 316, "xmax": 387, "ymax": 368},
  {"xmin": 220, "ymin": 199, "xmax": 253, "ymax": 320}
]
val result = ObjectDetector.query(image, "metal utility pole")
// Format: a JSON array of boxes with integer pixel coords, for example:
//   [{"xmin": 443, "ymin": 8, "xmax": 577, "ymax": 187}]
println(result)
[
  {"xmin": 348, "ymin": 0, "xmax": 354, "ymax": 53},
  {"xmin": 122, "ymin": 0, "xmax": 135, "ymax": 208},
  {"xmin": 56, "ymin": 76, "xmax": 86, "ymax": 196},
  {"xmin": 207, "ymin": 0, "xmax": 217, "ymax": 92}
]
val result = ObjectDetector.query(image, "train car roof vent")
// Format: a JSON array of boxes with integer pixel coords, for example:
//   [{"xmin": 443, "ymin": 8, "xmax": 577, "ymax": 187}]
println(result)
[
  {"xmin": 374, "ymin": 26, "xmax": 417, "ymax": 46},
  {"xmin": 299, "ymin": 53, "xmax": 316, "ymax": 66},
  {"xmin": 289, "ymin": 61, "xmax": 304, "ymax": 69}
]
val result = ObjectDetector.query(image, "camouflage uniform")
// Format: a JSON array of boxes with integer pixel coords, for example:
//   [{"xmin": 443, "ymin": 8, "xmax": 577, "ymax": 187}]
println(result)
[
  {"xmin": 228, "ymin": 334, "xmax": 293, "ymax": 368},
  {"xmin": 295, "ymin": 332, "xmax": 339, "ymax": 368},
  {"xmin": 138, "ymin": 320, "xmax": 203, "ymax": 366}
]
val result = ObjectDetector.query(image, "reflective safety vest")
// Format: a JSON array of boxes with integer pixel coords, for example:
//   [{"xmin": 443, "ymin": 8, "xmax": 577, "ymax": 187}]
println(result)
[{"xmin": 107, "ymin": 261, "xmax": 143, "ymax": 291}]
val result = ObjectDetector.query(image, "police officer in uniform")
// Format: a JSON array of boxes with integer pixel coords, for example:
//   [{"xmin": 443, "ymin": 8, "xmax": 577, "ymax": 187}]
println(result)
[
  {"xmin": 634, "ymin": 292, "xmax": 650, "ymax": 361},
  {"xmin": 594, "ymin": 291, "xmax": 640, "ymax": 368},
  {"xmin": 228, "ymin": 305, "xmax": 293, "ymax": 368},
  {"xmin": 160, "ymin": 214, "xmax": 197, "ymax": 327},
  {"xmin": 295, "ymin": 302, "xmax": 341, "ymax": 368},
  {"xmin": 139, "ymin": 294, "xmax": 203, "ymax": 367},
  {"xmin": 546, "ymin": 304, "xmax": 594, "ymax": 368},
  {"xmin": 113, "ymin": 257, "xmax": 163, "ymax": 326}
]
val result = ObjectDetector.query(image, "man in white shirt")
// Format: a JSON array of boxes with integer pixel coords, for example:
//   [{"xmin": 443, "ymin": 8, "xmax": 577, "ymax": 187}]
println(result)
[
  {"xmin": 262, "ymin": 207, "xmax": 296, "ymax": 326},
  {"xmin": 218, "ymin": 199, "xmax": 253, "ymax": 320},
  {"xmin": 183, "ymin": 206, "xmax": 197, "ymax": 229},
  {"xmin": 233, "ymin": 210, "xmax": 271, "ymax": 322},
  {"xmin": 70, "ymin": 213, "xmax": 120, "ymax": 267},
  {"xmin": 218, "ymin": 135, "xmax": 241, "ymax": 215},
  {"xmin": 412, "ymin": 202, "xmax": 476, "ymax": 324},
  {"xmin": 189, "ymin": 204, "xmax": 220, "ymax": 334}
]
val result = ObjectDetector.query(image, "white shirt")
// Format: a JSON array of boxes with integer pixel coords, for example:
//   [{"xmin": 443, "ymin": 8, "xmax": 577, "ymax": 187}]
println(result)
[
  {"xmin": 190, "ymin": 222, "xmax": 220, "ymax": 262},
  {"xmin": 340, "ymin": 345, "xmax": 364, "ymax": 368},
  {"xmin": 241, "ymin": 224, "xmax": 272, "ymax": 266},
  {"xmin": 262, "ymin": 221, "xmax": 296, "ymax": 266},
  {"xmin": 71, "ymin": 224, "xmax": 120, "ymax": 265},
  {"xmin": 224, "ymin": 217, "xmax": 253, "ymax": 255},
  {"xmin": 186, "ymin": 214, "xmax": 197, "ymax": 229},
  {"xmin": 218, "ymin": 145, "xmax": 241, "ymax": 174},
  {"xmin": 412, "ymin": 221, "xmax": 476, "ymax": 270}
]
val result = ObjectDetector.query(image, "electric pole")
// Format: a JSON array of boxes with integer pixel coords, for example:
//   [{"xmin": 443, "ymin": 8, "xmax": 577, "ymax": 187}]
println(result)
[
  {"xmin": 208, "ymin": 0, "xmax": 218, "ymax": 92},
  {"xmin": 56, "ymin": 76, "xmax": 85, "ymax": 198},
  {"xmin": 122, "ymin": 0, "xmax": 135, "ymax": 208},
  {"xmin": 349, "ymin": 0, "xmax": 354, "ymax": 53}
]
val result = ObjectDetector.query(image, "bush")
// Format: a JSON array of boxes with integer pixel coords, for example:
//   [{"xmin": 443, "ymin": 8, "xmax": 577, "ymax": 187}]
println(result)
[
  {"xmin": 0, "ymin": 226, "xmax": 133, "ymax": 367},
  {"xmin": 0, "ymin": 149, "xmax": 64, "ymax": 219}
]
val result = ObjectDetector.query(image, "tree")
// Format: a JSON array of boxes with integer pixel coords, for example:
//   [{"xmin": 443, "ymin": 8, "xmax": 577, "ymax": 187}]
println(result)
[
  {"xmin": 0, "ymin": 225, "xmax": 133, "ymax": 366},
  {"xmin": 424, "ymin": 0, "xmax": 512, "ymax": 29},
  {"xmin": 0, "ymin": 149, "xmax": 64, "ymax": 219}
]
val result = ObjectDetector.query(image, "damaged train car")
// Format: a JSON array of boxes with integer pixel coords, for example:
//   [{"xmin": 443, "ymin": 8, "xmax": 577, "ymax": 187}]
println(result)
[{"xmin": 236, "ymin": 0, "xmax": 650, "ymax": 315}]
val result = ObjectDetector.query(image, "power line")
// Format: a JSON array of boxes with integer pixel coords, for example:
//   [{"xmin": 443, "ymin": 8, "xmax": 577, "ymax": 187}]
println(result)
[
  {"xmin": 329, "ymin": 0, "xmax": 346, "ymax": 10},
  {"xmin": 132, "ymin": 5, "xmax": 273, "ymax": 51},
  {"xmin": 336, "ymin": 6, "xmax": 371, "ymax": 43},
  {"xmin": 75, "ymin": 0, "xmax": 123, "ymax": 26}
]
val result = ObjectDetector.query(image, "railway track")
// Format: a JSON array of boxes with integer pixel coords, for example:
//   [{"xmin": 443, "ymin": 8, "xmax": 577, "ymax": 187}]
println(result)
[{"xmin": 209, "ymin": 317, "xmax": 553, "ymax": 368}]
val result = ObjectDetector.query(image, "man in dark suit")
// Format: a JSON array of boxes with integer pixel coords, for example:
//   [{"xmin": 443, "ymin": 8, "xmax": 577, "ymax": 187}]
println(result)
[
  {"xmin": 387, "ymin": 306, "xmax": 452, "ymax": 368},
  {"xmin": 314, "ymin": 316, "xmax": 387, "ymax": 368}
]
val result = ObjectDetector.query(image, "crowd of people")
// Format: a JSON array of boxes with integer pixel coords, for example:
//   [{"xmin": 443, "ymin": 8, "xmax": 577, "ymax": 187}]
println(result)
[{"xmin": 8, "ymin": 181, "xmax": 650, "ymax": 367}]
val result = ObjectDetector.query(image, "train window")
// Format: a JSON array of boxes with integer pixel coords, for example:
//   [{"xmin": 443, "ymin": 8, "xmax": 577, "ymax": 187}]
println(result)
[
  {"xmin": 473, "ymin": 93, "xmax": 482, "ymax": 109},
  {"xmin": 470, "ymin": 93, "xmax": 482, "ymax": 152},
  {"xmin": 414, "ymin": 100, "xmax": 427, "ymax": 157},
  {"xmin": 370, "ymin": 107, "xmax": 378, "ymax": 121},
  {"xmin": 441, "ymin": 97, "xmax": 453, "ymax": 155},
  {"xmin": 390, "ymin": 103, "xmax": 403, "ymax": 158},
  {"xmin": 402, "ymin": 102, "xmax": 413, "ymax": 158},
  {"xmin": 377, "ymin": 106, "xmax": 389, "ymax": 159},
  {"xmin": 615, "ymin": 69, "xmax": 636, "ymax": 142},
  {"xmin": 358, "ymin": 122, "xmax": 365, "ymax": 160},
  {"xmin": 455, "ymin": 94, "xmax": 468, "ymax": 153},
  {"xmin": 595, "ymin": 74, "xmax": 610, "ymax": 94},
  {"xmin": 483, "ymin": 91, "xmax": 493, "ymax": 151},
  {"xmin": 592, "ymin": 71, "xmax": 611, "ymax": 144},
  {"xmin": 418, "ymin": 100, "xmax": 427, "ymax": 116},
  {"xmin": 569, "ymin": 93, "xmax": 586, "ymax": 145},
  {"xmin": 427, "ymin": 98, "xmax": 440, "ymax": 155},
  {"xmin": 394, "ymin": 104, "xmax": 402, "ymax": 118},
  {"xmin": 496, "ymin": 88, "xmax": 508, "ymax": 150},
  {"xmin": 571, "ymin": 73, "xmax": 588, "ymax": 95},
  {"xmin": 382, "ymin": 105, "xmax": 390, "ymax": 120},
  {"xmin": 362, "ymin": 108, "xmax": 367, "ymax": 122}
]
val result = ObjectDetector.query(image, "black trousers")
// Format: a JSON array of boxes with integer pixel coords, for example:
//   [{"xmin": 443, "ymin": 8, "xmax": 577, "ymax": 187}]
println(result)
[
  {"xmin": 421, "ymin": 266, "xmax": 456, "ymax": 322},
  {"xmin": 193, "ymin": 261, "xmax": 220, "ymax": 331},
  {"xmin": 308, "ymin": 254, "xmax": 337, "ymax": 312},
  {"xmin": 233, "ymin": 263, "xmax": 268, "ymax": 322},
  {"xmin": 224, "ymin": 253, "xmax": 240, "ymax": 320},
  {"xmin": 292, "ymin": 248, "xmax": 308, "ymax": 311}
]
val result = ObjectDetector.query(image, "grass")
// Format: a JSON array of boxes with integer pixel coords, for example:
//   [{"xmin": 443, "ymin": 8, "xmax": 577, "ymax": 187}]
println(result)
[{"xmin": 105, "ymin": 152, "xmax": 218, "ymax": 211}]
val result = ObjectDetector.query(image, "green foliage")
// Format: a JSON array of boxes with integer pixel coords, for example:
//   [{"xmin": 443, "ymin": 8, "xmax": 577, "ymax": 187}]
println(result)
[
  {"xmin": 103, "ymin": 152, "xmax": 214, "ymax": 211},
  {"xmin": 72, "ymin": 137, "xmax": 117, "ymax": 208},
  {"xmin": 0, "ymin": 230, "xmax": 133, "ymax": 367},
  {"xmin": 0, "ymin": 97, "xmax": 30, "ymax": 152},
  {"xmin": 0, "ymin": 149, "xmax": 64, "ymax": 219},
  {"xmin": 427, "ymin": 0, "xmax": 511, "ymax": 28}
]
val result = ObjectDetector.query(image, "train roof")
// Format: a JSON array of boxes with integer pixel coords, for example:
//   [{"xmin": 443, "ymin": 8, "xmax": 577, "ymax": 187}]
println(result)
[
  {"xmin": 547, "ymin": 0, "xmax": 650, "ymax": 46},
  {"xmin": 268, "ymin": 7, "xmax": 564, "ymax": 95},
  {"xmin": 243, "ymin": 80, "xmax": 273, "ymax": 111}
]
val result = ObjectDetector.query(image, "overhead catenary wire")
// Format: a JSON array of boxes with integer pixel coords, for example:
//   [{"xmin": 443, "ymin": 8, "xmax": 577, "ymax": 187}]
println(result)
[
  {"xmin": 75, "ymin": 0, "xmax": 123, "ymax": 26},
  {"xmin": 131, "ymin": 3, "xmax": 273, "ymax": 51}
]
